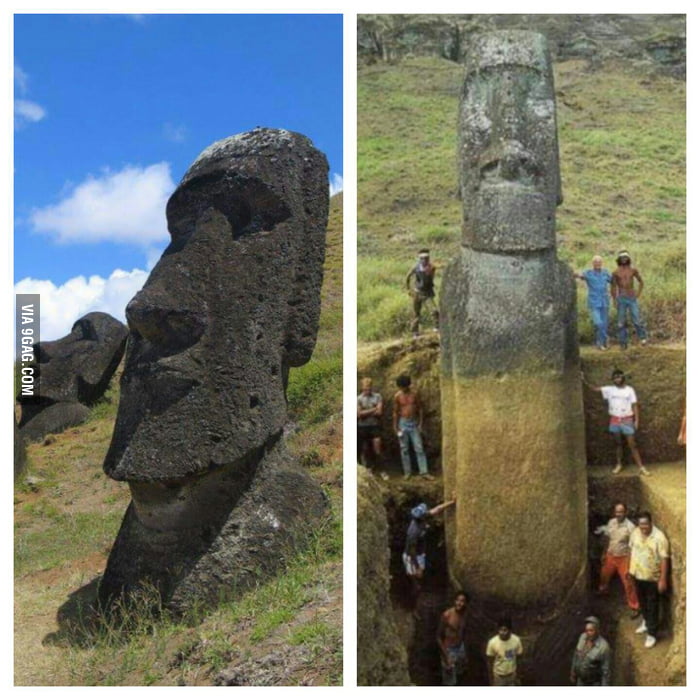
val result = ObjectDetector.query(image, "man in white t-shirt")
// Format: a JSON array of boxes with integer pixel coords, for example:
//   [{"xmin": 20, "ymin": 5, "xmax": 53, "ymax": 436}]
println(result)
[
  {"xmin": 582, "ymin": 369, "xmax": 650, "ymax": 476},
  {"xmin": 486, "ymin": 617, "xmax": 523, "ymax": 686}
]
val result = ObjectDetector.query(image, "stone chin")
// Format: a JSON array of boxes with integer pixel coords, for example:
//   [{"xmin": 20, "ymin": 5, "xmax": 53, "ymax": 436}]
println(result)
[{"xmin": 465, "ymin": 183, "xmax": 556, "ymax": 252}]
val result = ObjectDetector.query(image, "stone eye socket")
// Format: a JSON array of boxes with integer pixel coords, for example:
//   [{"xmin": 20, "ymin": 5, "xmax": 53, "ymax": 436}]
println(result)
[{"xmin": 167, "ymin": 173, "xmax": 291, "ymax": 242}]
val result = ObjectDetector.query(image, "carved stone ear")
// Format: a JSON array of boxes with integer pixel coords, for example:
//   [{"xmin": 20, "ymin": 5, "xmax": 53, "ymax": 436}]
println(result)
[{"xmin": 283, "ymin": 153, "xmax": 329, "ymax": 368}]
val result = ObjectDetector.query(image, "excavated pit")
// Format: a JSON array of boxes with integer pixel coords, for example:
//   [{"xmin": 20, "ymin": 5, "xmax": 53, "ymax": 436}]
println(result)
[{"xmin": 376, "ymin": 465, "xmax": 684, "ymax": 686}]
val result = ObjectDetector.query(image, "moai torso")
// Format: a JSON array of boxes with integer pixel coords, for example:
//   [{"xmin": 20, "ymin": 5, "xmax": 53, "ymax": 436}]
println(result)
[
  {"xmin": 440, "ymin": 32, "xmax": 587, "ymax": 615},
  {"xmin": 99, "ymin": 128, "xmax": 329, "ymax": 612}
]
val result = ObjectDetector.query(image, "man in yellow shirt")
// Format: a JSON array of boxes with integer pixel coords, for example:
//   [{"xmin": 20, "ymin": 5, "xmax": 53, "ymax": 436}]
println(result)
[
  {"xmin": 628, "ymin": 511, "xmax": 670, "ymax": 649},
  {"xmin": 486, "ymin": 617, "xmax": 523, "ymax": 685}
]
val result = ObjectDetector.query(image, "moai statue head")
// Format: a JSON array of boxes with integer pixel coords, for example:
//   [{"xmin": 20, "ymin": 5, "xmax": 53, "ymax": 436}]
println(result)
[
  {"xmin": 459, "ymin": 30, "xmax": 562, "ymax": 252},
  {"xmin": 103, "ymin": 128, "xmax": 329, "ymax": 484},
  {"xmin": 18, "ymin": 312, "xmax": 128, "ymax": 437}
]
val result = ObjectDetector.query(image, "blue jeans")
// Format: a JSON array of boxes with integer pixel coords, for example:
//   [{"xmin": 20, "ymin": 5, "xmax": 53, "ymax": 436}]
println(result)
[
  {"xmin": 617, "ymin": 296, "xmax": 647, "ymax": 346},
  {"xmin": 398, "ymin": 418, "xmax": 428, "ymax": 475},
  {"xmin": 588, "ymin": 303, "xmax": 610, "ymax": 347}
]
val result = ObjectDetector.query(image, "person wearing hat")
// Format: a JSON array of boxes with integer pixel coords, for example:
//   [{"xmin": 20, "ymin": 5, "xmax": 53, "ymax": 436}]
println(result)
[
  {"xmin": 612, "ymin": 250, "xmax": 648, "ymax": 349},
  {"xmin": 575, "ymin": 255, "xmax": 613, "ymax": 350},
  {"xmin": 581, "ymin": 368, "xmax": 650, "ymax": 476},
  {"xmin": 403, "ymin": 497, "xmax": 456, "ymax": 599},
  {"xmin": 570, "ymin": 616, "xmax": 611, "ymax": 685},
  {"xmin": 406, "ymin": 249, "xmax": 439, "ymax": 338}
]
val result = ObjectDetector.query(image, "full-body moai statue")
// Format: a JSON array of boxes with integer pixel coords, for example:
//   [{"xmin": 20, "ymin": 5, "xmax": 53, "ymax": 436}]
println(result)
[
  {"xmin": 99, "ymin": 128, "xmax": 329, "ymax": 613},
  {"xmin": 440, "ymin": 32, "xmax": 587, "ymax": 617}
]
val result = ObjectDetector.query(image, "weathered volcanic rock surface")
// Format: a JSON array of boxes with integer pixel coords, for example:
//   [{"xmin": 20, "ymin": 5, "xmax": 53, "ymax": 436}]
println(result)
[
  {"xmin": 17, "ymin": 312, "xmax": 128, "ymax": 442},
  {"xmin": 440, "ymin": 31, "xmax": 587, "ymax": 612},
  {"xmin": 99, "ymin": 128, "xmax": 330, "ymax": 612},
  {"xmin": 358, "ymin": 14, "xmax": 686, "ymax": 79},
  {"xmin": 357, "ymin": 466, "xmax": 411, "ymax": 686}
]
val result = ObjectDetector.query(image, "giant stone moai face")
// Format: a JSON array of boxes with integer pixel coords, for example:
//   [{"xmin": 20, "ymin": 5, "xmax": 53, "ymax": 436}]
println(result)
[
  {"xmin": 104, "ymin": 128, "xmax": 329, "ymax": 483},
  {"xmin": 459, "ymin": 31, "xmax": 562, "ymax": 252}
]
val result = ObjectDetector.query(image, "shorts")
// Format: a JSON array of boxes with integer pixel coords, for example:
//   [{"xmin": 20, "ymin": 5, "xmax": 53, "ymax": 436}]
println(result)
[
  {"xmin": 402, "ymin": 552, "xmax": 426, "ymax": 576},
  {"xmin": 609, "ymin": 417, "xmax": 635, "ymax": 436},
  {"xmin": 357, "ymin": 425, "xmax": 381, "ymax": 440}
]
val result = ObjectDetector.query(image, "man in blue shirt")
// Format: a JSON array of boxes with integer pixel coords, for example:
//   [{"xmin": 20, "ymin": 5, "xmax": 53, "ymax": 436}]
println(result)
[{"xmin": 576, "ymin": 255, "xmax": 613, "ymax": 350}]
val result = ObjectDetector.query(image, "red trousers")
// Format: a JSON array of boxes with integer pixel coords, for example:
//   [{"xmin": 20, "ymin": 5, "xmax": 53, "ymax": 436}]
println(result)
[{"xmin": 599, "ymin": 553, "xmax": 640, "ymax": 610}]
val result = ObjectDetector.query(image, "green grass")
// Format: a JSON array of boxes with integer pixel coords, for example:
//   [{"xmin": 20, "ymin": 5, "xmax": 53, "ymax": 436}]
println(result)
[
  {"xmin": 358, "ymin": 56, "xmax": 685, "ymax": 344},
  {"xmin": 15, "ymin": 509, "xmax": 124, "ymax": 576},
  {"xmin": 15, "ymin": 196, "xmax": 343, "ymax": 686}
]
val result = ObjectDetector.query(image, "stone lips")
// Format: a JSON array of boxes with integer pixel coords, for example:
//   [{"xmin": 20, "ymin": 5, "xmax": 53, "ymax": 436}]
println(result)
[
  {"xmin": 441, "ymin": 30, "xmax": 587, "ymax": 611},
  {"xmin": 17, "ymin": 311, "xmax": 128, "ymax": 442},
  {"xmin": 99, "ymin": 437, "xmax": 327, "ymax": 613},
  {"xmin": 104, "ymin": 128, "xmax": 329, "ymax": 482},
  {"xmin": 99, "ymin": 128, "xmax": 329, "ymax": 611}
]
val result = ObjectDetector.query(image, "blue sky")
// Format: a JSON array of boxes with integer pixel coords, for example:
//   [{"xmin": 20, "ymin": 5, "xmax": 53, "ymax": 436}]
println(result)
[{"xmin": 14, "ymin": 13, "xmax": 343, "ymax": 339}]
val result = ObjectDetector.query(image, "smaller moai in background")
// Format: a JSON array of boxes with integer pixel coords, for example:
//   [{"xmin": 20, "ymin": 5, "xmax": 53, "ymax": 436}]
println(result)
[{"xmin": 16, "ymin": 312, "xmax": 128, "ymax": 443}]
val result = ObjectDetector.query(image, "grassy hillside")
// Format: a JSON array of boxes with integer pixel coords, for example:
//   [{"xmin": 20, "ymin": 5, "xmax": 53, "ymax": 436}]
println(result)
[
  {"xmin": 358, "ymin": 56, "xmax": 685, "ymax": 343},
  {"xmin": 14, "ymin": 194, "xmax": 343, "ymax": 686}
]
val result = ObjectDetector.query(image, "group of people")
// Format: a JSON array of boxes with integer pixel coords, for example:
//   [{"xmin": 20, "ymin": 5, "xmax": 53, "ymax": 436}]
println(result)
[
  {"xmin": 357, "ymin": 374, "xmax": 434, "ymax": 480},
  {"xmin": 406, "ymin": 497, "xmax": 670, "ymax": 685},
  {"xmin": 575, "ymin": 251, "xmax": 647, "ymax": 351},
  {"xmin": 359, "ymin": 365, "xmax": 650, "ymax": 479},
  {"xmin": 405, "ymin": 247, "xmax": 649, "ymax": 350}
]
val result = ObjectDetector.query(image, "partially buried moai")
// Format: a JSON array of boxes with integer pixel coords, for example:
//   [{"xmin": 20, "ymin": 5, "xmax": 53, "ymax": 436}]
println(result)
[
  {"xmin": 99, "ymin": 128, "xmax": 329, "ymax": 612},
  {"xmin": 440, "ymin": 32, "xmax": 587, "ymax": 613}
]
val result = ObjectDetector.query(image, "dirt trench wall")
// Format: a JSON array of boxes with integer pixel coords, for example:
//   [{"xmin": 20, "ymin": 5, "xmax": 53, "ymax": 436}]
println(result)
[
  {"xmin": 588, "ymin": 467, "xmax": 686, "ymax": 685},
  {"xmin": 357, "ymin": 341, "xmax": 685, "ymax": 471},
  {"xmin": 357, "ymin": 466, "xmax": 411, "ymax": 686}
]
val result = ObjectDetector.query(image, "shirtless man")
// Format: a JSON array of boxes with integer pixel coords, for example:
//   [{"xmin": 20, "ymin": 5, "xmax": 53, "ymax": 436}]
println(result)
[
  {"xmin": 393, "ymin": 374, "xmax": 432, "ymax": 479},
  {"xmin": 612, "ymin": 250, "xmax": 648, "ymax": 349},
  {"xmin": 437, "ymin": 590, "xmax": 469, "ymax": 685}
]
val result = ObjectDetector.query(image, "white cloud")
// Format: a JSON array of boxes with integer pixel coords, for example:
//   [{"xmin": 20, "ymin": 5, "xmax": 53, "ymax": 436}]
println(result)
[
  {"xmin": 163, "ymin": 122, "xmax": 187, "ymax": 143},
  {"xmin": 14, "ymin": 268, "xmax": 150, "ymax": 342},
  {"xmin": 330, "ymin": 173, "xmax": 343, "ymax": 196},
  {"xmin": 30, "ymin": 163, "xmax": 175, "ymax": 247},
  {"xmin": 15, "ymin": 99, "xmax": 47, "ymax": 126},
  {"xmin": 14, "ymin": 64, "xmax": 47, "ymax": 129},
  {"xmin": 14, "ymin": 64, "xmax": 29, "ymax": 94}
]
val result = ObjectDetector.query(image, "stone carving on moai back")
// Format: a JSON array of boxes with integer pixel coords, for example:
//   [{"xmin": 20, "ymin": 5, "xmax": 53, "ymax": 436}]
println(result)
[
  {"xmin": 17, "ymin": 312, "xmax": 128, "ymax": 443},
  {"xmin": 440, "ymin": 31, "xmax": 587, "ymax": 614},
  {"xmin": 98, "ymin": 128, "xmax": 329, "ymax": 613}
]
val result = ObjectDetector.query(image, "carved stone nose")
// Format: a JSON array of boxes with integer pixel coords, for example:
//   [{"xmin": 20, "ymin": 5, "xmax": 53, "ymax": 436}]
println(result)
[{"xmin": 126, "ymin": 291, "xmax": 206, "ymax": 354}]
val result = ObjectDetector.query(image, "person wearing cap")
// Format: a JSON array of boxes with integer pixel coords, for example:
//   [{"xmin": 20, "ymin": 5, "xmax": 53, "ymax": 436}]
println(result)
[
  {"xmin": 403, "ymin": 498, "xmax": 456, "ymax": 599},
  {"xmin": 570, "ymin": 616, "xmax": 611, "ymax": 686},
  {"xmin": 437, "ymin": 590, "xmax": 469, "ymax": 685},
  {"xmin": 575, "ymin": 255, "xmax": 613, "ymax": 350},
  {"xmin": 628, "ymin": 511, "xmax": 670, "ymax": 649},
  {"xmin": 612, "ymin": 250, "xmax": 648, "ymax": 349},
  {"xmin": 486, "ymin": 617, "xmax": 524, "ymax": 686},
  {"xmin": 406, "ymin": 249, "xmax": 439, "ymax": 338},
  {"xmin": 357, "ymin": 377, "xmax": 384, "ymax": 470},
  {"xmin": 594, "ymin": 502, "xmax": 641, "ymax": 617},
  {"xmin": 581, "ymin": 368, "xmax": 650, "ymax": 476}
]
